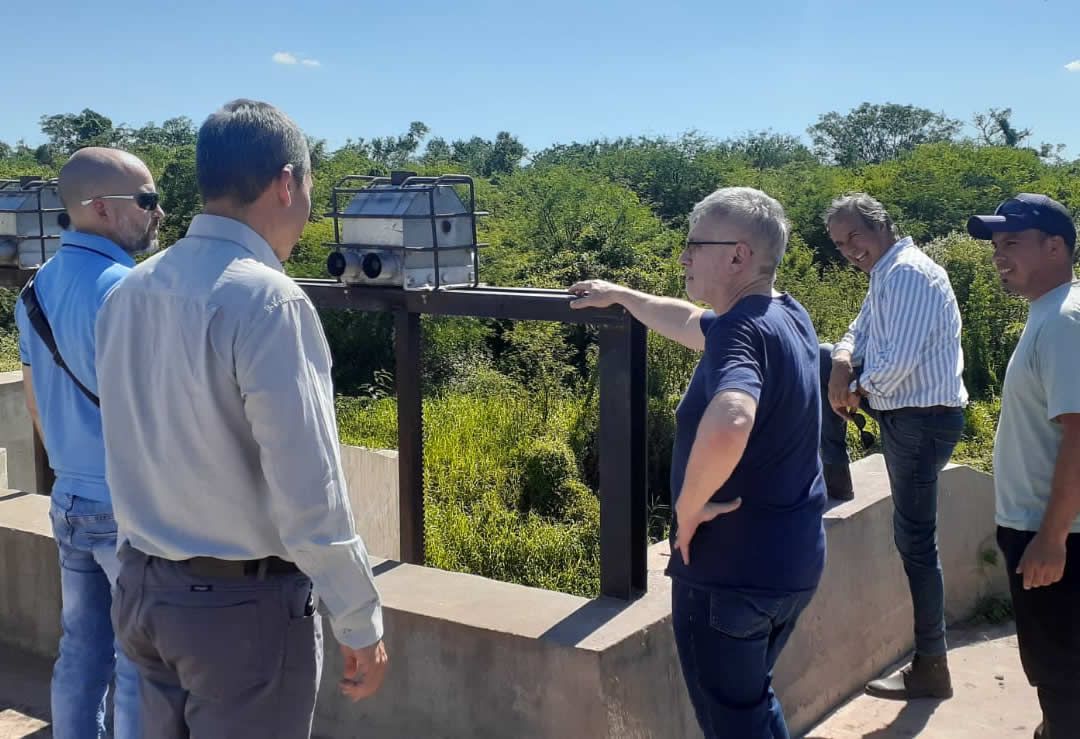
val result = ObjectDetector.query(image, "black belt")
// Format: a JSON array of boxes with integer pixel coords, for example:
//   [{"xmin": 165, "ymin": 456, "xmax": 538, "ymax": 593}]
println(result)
[
  {"xmin": 881, "ymin": 405, "xmax": 961, "ymax": 416},
  {"xmin": 182, "ymin": 556, "xmax": 300, "ymax": 579}
]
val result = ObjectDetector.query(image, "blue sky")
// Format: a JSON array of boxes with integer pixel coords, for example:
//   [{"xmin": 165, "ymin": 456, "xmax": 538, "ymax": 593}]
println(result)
[{"xmin": 4, "ymin": 0, "xmax": 1080, "ymax": 158}]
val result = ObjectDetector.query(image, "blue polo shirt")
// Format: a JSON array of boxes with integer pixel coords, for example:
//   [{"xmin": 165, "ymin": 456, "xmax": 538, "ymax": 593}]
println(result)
[
  {"xmin": 667, "ymin": 294, "xmax": 827, "ymax": 593},
  {"xmin": 15, "ymin": 232, "xmax": 134, "ymax": 503}
]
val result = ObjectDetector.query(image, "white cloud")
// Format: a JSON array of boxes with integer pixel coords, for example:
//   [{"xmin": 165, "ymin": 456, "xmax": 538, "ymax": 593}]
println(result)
[
  {"xmin": 273, "ymin": 51, "xmax": 320, "ymax": 68},
  {"xmin": 1066, "ymin": 60, "xmax": 1080, "ymax": 72}
]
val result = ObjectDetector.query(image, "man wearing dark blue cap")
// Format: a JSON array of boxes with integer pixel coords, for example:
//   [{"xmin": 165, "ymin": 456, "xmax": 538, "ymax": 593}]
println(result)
[{"xmin": 968, "ymin": 194, "xmax": 1080, "ymax": 739}]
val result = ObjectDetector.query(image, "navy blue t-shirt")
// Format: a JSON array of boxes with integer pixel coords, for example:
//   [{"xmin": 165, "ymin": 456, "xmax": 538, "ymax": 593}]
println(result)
[{"xmin": 666, "ymin": 293, "xmax": 826, "ymax": 593}]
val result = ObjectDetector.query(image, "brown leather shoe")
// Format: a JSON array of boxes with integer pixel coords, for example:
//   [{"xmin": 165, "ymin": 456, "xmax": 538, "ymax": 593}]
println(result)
[
  {"xmin": 824, "ymin": 463, "xmax": 854, "ymax": 501},
  {"xmin": 865, "ymin": 653, "xmax": 953, "ymax": 700}
]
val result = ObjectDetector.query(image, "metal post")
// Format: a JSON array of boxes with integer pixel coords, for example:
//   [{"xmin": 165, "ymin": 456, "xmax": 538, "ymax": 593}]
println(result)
[
  {"xmin": 394, "ymin": 310, "xmax": 425, "ymax": 564},
  {"xmin": 597, "ymin": 314, "xmax": 648, "ymax": 599}
]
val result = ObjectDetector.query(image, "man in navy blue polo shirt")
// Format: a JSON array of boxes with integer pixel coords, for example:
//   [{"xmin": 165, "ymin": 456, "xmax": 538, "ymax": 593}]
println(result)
[
  {"xmin": 570, "ymin": 186, "xmax": 825, "ymax": 739},
  {"xmin": 16, "ymin": 147, "xmax": 163, "ymax": 739}
]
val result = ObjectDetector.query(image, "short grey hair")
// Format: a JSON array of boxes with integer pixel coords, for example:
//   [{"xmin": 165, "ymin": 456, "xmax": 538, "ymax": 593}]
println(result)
[
  {"xmin": 197, "ymin": 99, "xmax": 310, "ymax": 205},
  {"xmin": 690, "ymin": 186, "xmax": 790, "ymax": 273},
  {"xmin": 823, "ymin": 193, "xmax": 901, "ymax": 243}
]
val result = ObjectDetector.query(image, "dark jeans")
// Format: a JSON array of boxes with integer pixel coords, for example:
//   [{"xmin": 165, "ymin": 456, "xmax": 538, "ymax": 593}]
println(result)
[
  {"xmin": 998, "ymin": 527, "xmax": 1080, "ymax": 736},
  {"xmin": 671, "ymin": 581, "xmax": 815, "ymax": 739},
  {"xmin": 819, "ymin": 344, "xmax": 857, "ymax": 467},
  {"xmin": 818, "ymin": 344, "xmax": 964, "ymax": 656},
  {"xmin": 112, "ymin": 546, "xmax": 323, "ymax": 739}
]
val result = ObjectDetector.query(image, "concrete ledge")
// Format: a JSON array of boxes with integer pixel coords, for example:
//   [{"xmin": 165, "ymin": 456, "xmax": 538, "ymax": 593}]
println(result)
[
  {"xmin": 773, "ymin": 456, "xmax": 1006, "ymax": 732},
  {"xmin": 0, "ymin": 491, "xmax": 59, "ymax": 659},
  {"xmin": 312, "ymin": 552, "xmax": 697, "ymax": 739},
  {"xmin": 340, "ymin": 445, "xmax": 399, "ymax": 561},
  {"xmin": 0, "ymin": 455, "xmax": 1005, "ymax": 738},
  {"xmin": 0, "ymin": 372, "xmax": 36, "ymax": 494}
]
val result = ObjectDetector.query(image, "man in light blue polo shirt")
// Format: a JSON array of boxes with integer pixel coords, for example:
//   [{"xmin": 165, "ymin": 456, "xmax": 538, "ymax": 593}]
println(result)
[
  {"xmin": 968, "ymin": 194, "xmax": 1080, "ymax": 739},
  {"xmin": 16, "ymin": 147, "xmax": 163, "ymax": 739}
]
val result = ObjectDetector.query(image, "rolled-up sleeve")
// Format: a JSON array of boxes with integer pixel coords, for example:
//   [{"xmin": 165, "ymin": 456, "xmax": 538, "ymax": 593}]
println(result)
[{"xmin": 235, "ymin": 296, "xmax": 383, "ymax": 649}]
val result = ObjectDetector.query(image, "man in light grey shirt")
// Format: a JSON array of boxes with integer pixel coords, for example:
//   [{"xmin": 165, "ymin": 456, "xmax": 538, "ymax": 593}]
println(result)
[
  {"xmin": 97, "ymin": 99, "xmax": 387, "ymax": 738},
  {"xmin": 968, "ymin": 194, "xmax": 1080, "ymax": 739}
]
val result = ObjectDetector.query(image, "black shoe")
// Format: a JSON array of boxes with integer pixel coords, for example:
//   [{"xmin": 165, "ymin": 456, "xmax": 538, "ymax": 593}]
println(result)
[
  {"xmin": 824, "ymin": 463, "xmax": 854, "ymax": 501},
  {"xmin": 1034, "ymin": 720, "xmax": 1047, "ymax": 739},
  {"xmin": 865, "ymin": 653, "xmax": 953, "ymax": 700}
]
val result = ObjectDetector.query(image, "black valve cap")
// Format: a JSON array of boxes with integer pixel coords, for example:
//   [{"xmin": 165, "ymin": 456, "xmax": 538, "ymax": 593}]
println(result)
[
  {"xmin": 327, "ymin": 251, "xmax": 347, "ymax": 277},
  {"xmin": 361, "ymin": 253, "xmax": 383, "ymax": 279}
]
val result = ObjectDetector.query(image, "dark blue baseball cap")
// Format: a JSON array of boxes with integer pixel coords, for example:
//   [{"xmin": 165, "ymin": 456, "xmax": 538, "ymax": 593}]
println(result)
[{"xmin": 967, "ymin": 193, "xmax": 1076, "ymax": 250}]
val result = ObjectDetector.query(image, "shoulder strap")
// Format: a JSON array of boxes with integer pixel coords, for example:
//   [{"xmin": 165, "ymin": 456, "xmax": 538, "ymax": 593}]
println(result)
[{"xmin": 19, "ymin": 274, "xmax": 100, "ymax": 407}]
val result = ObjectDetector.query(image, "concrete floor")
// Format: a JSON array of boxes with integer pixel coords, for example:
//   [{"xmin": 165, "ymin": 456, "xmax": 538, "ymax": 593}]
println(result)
[
  {"xmin": 807, "ymin": 623, "xmax": 1040, "ymax": 739},
  {"xmin": 0, "ymin": 642, "xmax": 51, "ymax": 739},
  {"xmin": 0, "ymin": 624, "xmax": 1041, "ymax": 739}
]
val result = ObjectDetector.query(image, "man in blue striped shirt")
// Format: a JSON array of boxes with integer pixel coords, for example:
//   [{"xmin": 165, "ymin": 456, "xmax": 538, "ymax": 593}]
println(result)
[{"xmin": 820, "ymin": 193, "xmax": 968, "ymax": 701}]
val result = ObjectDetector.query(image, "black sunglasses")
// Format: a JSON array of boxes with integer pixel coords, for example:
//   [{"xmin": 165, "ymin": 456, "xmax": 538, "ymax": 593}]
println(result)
[
  {"xmin": 80, "ymin": 192, "xmax": 161, "ymax": 211},
  {"xmin": 685, "ymin": 240, "xmax": 740, "ymax": 248},
  {"xmin": 851, "ymin": 411, "xmax": 877, "ymax": 450}
]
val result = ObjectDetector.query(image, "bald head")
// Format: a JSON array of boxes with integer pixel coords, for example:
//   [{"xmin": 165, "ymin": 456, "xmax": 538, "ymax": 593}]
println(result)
[
  {"xmin": 58, "ymin": 147, "xmax": 163, "ymax": 253},
  {"xmin": 59, "ymin": 147, "xmax": 151, "ymax": 213}
]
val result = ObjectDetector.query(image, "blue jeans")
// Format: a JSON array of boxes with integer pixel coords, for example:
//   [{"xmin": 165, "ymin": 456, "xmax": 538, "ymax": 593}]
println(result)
[
  {"xmin": 819, "ymin": 344, "xmax": 857, "ymax": 466},
  {"xmin": 878, "ymin": 408, "xmax": 964, "ymax": 656},
  {"xmin": 50, "ymin": 493, "xmax": 140, "ymax": 739},
  {"xmin": 818, "ymin": 344, "xmax": 964, "ymax": 655},
  {"xmin": 672, "ymin": 581, "xmax": 815, "ymax": 739}
]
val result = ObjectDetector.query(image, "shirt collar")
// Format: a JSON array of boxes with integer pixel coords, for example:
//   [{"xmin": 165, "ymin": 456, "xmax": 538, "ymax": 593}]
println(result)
[
  {"xmin": 60, "ymin": 230, "xmax": 136, "ymax": 268},
  {"xmin": 185, "ymin": 214, "xmax": 284, "ymax": 272},
  {"xmin": 870, "ymin": 236, "xmax": 914, "ymax": 277}
]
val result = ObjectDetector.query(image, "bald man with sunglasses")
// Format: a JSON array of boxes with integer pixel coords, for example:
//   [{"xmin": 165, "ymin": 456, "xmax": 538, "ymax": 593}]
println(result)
[{"xmin": 15, "ymin": 147, "xmax": 163, "ymax": 739}]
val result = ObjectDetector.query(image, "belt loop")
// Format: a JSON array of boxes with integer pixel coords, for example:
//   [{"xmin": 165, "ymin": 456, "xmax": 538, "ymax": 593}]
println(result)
[{"xmin": 256, "ymin": 558, "xmax": 268, "ymax": 581}]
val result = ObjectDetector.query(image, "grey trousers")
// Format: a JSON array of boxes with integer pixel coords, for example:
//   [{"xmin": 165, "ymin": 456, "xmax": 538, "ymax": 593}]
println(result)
[{"xmin": 112, "ymin": 546, "xmax": 323, "ymax": 739}]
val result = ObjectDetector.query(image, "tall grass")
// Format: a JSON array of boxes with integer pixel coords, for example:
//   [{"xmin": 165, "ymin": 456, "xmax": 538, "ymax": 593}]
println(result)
[{"xmin": 337, "ymin": 385, "xmax": 602, "ymax": 597}]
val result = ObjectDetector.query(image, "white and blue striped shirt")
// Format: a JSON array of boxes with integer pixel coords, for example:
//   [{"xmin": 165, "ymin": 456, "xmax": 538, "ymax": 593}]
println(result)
[{"xmin": 832, "ymin": 237, "xmax": 968, "ymax": 411}]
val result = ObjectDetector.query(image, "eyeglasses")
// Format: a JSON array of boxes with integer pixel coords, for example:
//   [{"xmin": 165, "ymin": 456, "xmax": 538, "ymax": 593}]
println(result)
[
  {"xmin": 851, "ymin": 411, "xmax": 877, "ymax": 450},
  {"xmin": 80, "ymin": 192, "xmax": 161, "ymax": 211},
  {"xmin": 685, "ymin": 240, "xmax": 741, "ymax": 248}
]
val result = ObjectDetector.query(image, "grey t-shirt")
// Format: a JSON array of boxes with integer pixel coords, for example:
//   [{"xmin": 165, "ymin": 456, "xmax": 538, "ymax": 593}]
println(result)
[{"xmin": 994, "ymin": 279, "xmax": 1080, "ymax": 533}]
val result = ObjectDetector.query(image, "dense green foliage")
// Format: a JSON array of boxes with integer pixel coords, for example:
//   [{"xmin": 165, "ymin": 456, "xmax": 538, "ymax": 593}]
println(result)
[{"xmin": 3, "ymin": 102, "xmax": 1075, "ymax": 595}]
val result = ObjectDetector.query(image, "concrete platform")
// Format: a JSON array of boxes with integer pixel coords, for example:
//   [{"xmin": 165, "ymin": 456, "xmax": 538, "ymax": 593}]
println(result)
[
  {"xmin": 0, "ymin": 623, "xmax": 1039, "ymax": 739},
  {"xmin": 807, "ymin": 623, "xmax": 1039, "ymax": 739}
]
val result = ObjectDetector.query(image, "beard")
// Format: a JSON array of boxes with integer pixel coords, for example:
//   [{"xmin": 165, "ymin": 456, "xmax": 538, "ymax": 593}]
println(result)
[
  {"xmin": 119, "ymin": 219, "xmax": 161, "ymax": 256},
  {"xmin": 134, "ymin": 236, "xmax": 160, "ymax": 256}
]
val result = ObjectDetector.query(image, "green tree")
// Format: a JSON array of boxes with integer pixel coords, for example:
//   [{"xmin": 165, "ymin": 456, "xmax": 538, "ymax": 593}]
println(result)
[
  {"xmin": 131, "ymin": 116, "xmax": 197, "ymax": 148},
  {"xmin": 39, "ymin": 108, "xmax": 117, "ymax": 155},
  {"xmin": 973, "ymin": 107, "xmax": 1031, "ymax": 148},
  {"xmin": 485, "ymin": 165, "xmax": 679, "ymax": 288},
  {"xmin": 157, "ymin": 145, "xmax": 199, "ymax": 245},
  {"xmin": 861, "ymin": 141, "xmax": 1045, "ymax": 242},
  {"xmin": 808, "ymin": 102, "xmax": 962, "ymax": 167},
  {"xmin": 717, "ymin": 130, "xmax": 816, "ymax": 170}
]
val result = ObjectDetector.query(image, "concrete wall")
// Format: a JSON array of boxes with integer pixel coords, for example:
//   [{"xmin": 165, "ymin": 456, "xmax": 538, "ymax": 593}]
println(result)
[
  {"xmin": 0, "ymin": 454, "xmax": 1006, "ymax": 738},
  {"xmin": 0, "ymin": 491, "xmax": 61, "ymax": 659},
  {"xmin": 773, "ymin": 455, "xmax": 1007, "ymax": 733},
  {"xmin": 0, "ymin": 372, "xmax": 37, "ymax": 494},
  {"xmin": 0, "ymin": 373, "xmax": 401, "ymax": 557},
  {"xmin": 340, "ymin": 445, "xmax": 399, "ymax": 561}
]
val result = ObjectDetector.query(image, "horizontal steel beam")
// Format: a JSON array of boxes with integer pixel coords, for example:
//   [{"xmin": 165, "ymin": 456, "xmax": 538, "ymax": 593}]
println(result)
[{"xmin": 297, "ymin": 280, "xmax": 629, "ymax": 326}]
